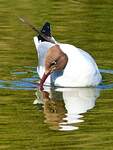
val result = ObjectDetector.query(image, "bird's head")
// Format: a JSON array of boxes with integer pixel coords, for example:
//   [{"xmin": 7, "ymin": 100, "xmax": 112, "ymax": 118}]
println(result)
[
  {"xmin": 45, "ymin": 44, "xmax": 68, "ymax": 73},
  {"xmin": 39, "ymin": 44, "xmax": 68, "ymax": 90}
]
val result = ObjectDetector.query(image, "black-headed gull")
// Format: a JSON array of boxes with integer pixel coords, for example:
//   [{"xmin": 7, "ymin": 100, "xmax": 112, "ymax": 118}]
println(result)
[{"xmin": 33, "ymin": 22, "xmax": 102, "ymax": 89}]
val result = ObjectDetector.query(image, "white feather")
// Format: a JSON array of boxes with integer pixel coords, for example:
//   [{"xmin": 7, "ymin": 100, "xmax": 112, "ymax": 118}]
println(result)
[{"xmin": 33, "ymin": 36, "xmax": 102, "ymax": 87}]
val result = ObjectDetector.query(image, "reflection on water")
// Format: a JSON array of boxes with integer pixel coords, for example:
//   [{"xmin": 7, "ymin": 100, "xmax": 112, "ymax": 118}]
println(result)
[
  {"xmin": 0, "ymin": 66, "xmax": 113, "ymax": 130},
  {"xmin": 0, "ymin": 66, "xmax": 113, "ymax": 149},
  {"xmin": 0, "ymin": 66, "xmax": 113, "ymax": 132},
  {"xmin": 34, "ymin": 87, "xmax": 100, "ymax": 131}
]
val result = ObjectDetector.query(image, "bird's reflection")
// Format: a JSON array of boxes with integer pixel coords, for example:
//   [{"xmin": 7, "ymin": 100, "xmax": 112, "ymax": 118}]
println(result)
[{"xmin": 34, "ymin": 87, "xmax": 100, "ymax": 131}]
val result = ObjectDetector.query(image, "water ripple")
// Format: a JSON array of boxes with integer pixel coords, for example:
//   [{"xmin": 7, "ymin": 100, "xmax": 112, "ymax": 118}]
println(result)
[{"xmin": 0, "ymin": 67, "xmax": 113, "ymax": 90}]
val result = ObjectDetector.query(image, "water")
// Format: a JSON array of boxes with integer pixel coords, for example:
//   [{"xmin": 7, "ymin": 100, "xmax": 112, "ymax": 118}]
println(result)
[{"xmin": 0, "ymin": 0, "xmax": 113, "ymax": 149}]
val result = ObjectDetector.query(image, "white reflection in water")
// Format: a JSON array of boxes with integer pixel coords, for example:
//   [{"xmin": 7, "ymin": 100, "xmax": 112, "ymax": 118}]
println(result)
[{"xmin": 34, "ymin": 87, "xmax": 100, "ymax": 131}]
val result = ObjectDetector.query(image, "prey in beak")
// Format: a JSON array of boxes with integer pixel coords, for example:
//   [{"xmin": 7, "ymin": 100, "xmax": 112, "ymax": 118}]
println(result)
[{"xmin": 39, "ymin": 45, "xmax": 68, "ymax": 91}]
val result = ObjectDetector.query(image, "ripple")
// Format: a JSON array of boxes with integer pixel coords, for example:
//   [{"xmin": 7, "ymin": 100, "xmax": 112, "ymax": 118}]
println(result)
[
  {"xmin": 100, "ymin": 69, "xmax": 113, "ymax": 74},
  {"xmin": 0, "ymin": 67, "xmax": 113, "ymax": 90},
  {"xmin": 0, "ymin": 66, "xmax": 39, "ymax": 90},
  {"xmin": 0, "ymin": 67, "xmax": 113, "ymax": 131},
  {"xmin": 98, "ymin": 69, "xmax": 113, "ymax": 89}
]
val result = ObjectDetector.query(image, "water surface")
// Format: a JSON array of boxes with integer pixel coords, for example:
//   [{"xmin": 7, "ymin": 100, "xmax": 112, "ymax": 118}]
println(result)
[{"xmin": 0, "ymin": 0, "xmax": 113, "ymax": 149}]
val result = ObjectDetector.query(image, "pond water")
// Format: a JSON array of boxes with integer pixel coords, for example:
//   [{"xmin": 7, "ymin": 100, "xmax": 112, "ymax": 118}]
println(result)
[{"xmin": 0, "ymin": 0, "xmax": 113, "ymax": 149}]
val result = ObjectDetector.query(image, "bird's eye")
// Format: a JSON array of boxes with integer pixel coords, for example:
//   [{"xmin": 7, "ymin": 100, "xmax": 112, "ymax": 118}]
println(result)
[{"xmin": 51, "ymin": 60, "xmax": 57, "ymax": 66}]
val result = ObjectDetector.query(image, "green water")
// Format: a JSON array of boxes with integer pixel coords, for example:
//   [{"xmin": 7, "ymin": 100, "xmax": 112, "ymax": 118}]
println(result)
[{"xmin": 0, "ymin": 0, "xmax": 113, "ymax": 149}]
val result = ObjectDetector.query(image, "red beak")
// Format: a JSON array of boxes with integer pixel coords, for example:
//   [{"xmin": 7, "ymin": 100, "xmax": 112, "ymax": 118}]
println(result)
[{"xmin": 39, "ymin": 71, "xmax": 51, "ymax": 91}]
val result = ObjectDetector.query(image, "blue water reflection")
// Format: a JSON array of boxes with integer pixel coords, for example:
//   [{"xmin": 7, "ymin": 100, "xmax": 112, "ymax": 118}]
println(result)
[{"xmin": 0, "ymin": 67, "xmax": 113, "ymax": 90}]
